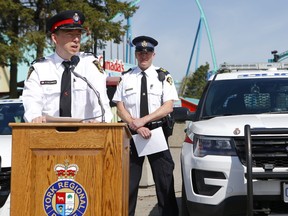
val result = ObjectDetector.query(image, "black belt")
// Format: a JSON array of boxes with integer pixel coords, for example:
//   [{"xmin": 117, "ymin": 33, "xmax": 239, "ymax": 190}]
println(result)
[
  {"xmin": 129, "ymin": 117, "xmax": 167, "ymax": 134},
  {"xmin": 146, "ymin": 120, "xmax": 164, "ymax": 130}
]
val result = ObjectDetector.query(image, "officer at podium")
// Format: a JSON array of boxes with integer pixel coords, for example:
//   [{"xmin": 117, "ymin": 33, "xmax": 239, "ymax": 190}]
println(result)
[{"xmin": 22, "ymin": 10, "xmax": 112, "ymax": 123}]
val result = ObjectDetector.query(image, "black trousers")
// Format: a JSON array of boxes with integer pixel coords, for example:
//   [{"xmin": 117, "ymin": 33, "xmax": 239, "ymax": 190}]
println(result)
[{"xmin": 128, "ymin": 137, "xmax": 179, "ymax": 216}]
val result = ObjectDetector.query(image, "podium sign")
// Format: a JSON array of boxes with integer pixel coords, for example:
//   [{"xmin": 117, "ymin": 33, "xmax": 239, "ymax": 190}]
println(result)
[{"xmin": 9, "ymin": 123, "xmax": 130, "ymax": 216}]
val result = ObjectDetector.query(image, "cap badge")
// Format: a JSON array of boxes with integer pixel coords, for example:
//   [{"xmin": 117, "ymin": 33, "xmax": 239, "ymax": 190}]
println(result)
[
  {"xmin": 141, "ymin": 40, "xmax": 147, "ymax": 47},
  {"xmin": 73, "ymin": 13, "xmax": 80, "ymax": 23}
]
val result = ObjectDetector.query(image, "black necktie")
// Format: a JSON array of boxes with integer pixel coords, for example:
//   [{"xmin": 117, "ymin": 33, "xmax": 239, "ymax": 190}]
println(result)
[
  {"xmin": 140, "ymin": 72, "xmax": 149, "ymax": 117},
  {"xmin": 60, "ymin": 61, "xmax": 71, "ymax": 117}
]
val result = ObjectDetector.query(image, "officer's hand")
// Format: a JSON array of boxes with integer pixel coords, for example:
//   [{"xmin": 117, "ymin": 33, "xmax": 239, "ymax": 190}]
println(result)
[
  {"xmin": 137, "ymin": 127, "xmax": 151, "ymax": 139},
  {"xmin": 130, "ymin": 118, "xmax": 146, "ymax": 130},
  {"xmin": 31, "ymin": 116, "xmax": 46, "ymax": 123}
]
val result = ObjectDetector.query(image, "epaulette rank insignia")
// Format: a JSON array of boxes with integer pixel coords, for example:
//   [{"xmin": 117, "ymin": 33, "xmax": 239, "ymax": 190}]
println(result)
[
  {"xmin": 27, "ymin": 66, "xmax": 35, "ymax": 80},
  {"xmin": 158, "ymin": 67, "xmax": 169, "ymax": 74},
  {"xmin": 93, "ymin": 60, "xmax": 104, "ymax": 73}
]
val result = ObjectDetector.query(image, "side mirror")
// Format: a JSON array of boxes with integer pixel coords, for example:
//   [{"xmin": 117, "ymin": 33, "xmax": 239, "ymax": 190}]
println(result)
[{"xmin": 172, "ymin": 107, "xmax": 195, "ymax": 122}]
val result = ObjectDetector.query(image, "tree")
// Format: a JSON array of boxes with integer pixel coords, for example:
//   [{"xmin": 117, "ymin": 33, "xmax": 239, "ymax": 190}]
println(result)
[
  {"xmin": 182, "ymin": 63, "xmax": 210, "ymax": 99},
  {"xmin": 0, "ymin": 1, "xmax": 35, "ymax": 98},
  {"xmin": 0, "ymin": 0, "xmax": 138, "ymax": 98}
]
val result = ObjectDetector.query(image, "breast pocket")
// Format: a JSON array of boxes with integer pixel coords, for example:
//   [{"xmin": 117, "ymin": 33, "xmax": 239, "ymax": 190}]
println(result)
[
  {"xmin": 73, "ymin": 79, "xmax": 87, "ymax": 91},
  {"xmin": 73, "ymin": 79, "xmax": 87, "ymax": 104},
  {"xmin": 42, "ymin": 85, "xmax": 59, "ymax": 98},
  {"xmin": 123, "ymin": 87, "xmax": 137, "ymax": 109},
  {"xmin": 148, "ymin": 85, "xmax": 162, "ymax": 107},
  {"xmin": 42, "ymin": 85, "xmax": 60, "ymax": 110}
]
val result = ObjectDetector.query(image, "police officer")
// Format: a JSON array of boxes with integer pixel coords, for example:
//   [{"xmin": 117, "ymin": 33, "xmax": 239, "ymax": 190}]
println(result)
[
  {"xmin": 113, "ymin": 36, "xmax": 179, "ymax": 216},
  {"xmin": 22, "ymin": 10, "xmax": 112, "ymax": 123}
]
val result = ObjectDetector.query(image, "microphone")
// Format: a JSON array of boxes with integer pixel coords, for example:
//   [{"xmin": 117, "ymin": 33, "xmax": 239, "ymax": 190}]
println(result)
[
  {"xmin": 70, "ymin": 55, "xmax": 80, "ymax": 73},
  {"xmin": 70, "ymin": 55, "xmax": 105, "ymax": 122}
]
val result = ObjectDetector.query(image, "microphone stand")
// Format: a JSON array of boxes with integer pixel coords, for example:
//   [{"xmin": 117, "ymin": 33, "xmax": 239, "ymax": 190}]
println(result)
[{"xmin": 71, "ymin": 70, "xmax": 105, "ymax": 123}]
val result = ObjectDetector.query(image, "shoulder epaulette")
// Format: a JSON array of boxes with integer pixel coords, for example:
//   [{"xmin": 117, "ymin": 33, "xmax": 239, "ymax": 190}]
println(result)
[
  {"xmin": 92, "ymin": 59, "xmax": 104, "ymax": 74},
  {"xmin": 26, "ymin": 66, "xmax": 35, "ymax": 80},
  {"xmin": 84, "ymin": 51, "xmax": 97, "ymax": 58},
  {"xmin": 156, "ymin": 67, "xmax": 170, "ymax": 82},
  {"xmin": 156, "ymin": 67, "xmax": 170, "ymax": 74},
  {"xmin": 31, "ymin": 57, "xmax": 46, "ymax": 65},
  {"xmin": 118, "ymin": 68, "xmax": 132, "ymax": 83},
  {"xmin": 122, "ymin": 68, "xmax": 132, "ymax": 75}
]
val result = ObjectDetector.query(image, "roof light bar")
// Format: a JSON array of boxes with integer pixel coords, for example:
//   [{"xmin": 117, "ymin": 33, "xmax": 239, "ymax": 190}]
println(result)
[{"xmin": 219, "ymin": 62, "xmax": 288, "ymax": 71}]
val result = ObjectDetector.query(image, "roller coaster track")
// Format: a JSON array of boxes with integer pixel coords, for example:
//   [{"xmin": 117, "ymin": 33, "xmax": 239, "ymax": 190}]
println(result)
[
  {"xmin": 185, "ymin": 0, "xmax": 218, "ymax": 78},
  {"xmin": 269, "ymin": 50, "xmax": 288, "ymax": 62}
]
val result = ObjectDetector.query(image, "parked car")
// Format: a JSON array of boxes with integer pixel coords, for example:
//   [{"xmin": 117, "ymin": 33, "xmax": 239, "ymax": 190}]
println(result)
[
  {"xmin": 179, "ymin": 63, "xmax": 288, "ymax": 216},
  {"xmin": 0, "ymin": 98, "xmax": 24, "ymax": 211}
]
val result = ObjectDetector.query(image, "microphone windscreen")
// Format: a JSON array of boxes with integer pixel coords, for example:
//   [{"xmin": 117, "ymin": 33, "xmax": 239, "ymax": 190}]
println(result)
[{"xmin": 71, "ymin": 55, "xmax": 80, "ymax": 66}]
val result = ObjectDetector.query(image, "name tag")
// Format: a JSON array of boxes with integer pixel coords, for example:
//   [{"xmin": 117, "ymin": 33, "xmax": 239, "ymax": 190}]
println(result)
[{"xmin": 40, "ymin": 80, "xmax": 57, "ymax": 85}]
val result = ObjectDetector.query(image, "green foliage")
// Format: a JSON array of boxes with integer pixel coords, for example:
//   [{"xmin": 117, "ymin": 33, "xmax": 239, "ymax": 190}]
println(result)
[
  {"xmin": 182, "ymin": 63, "xmax": 210, "ymax": 99},
  {"xmin": 0, "ymin": 0, "xmax": 138, "ymax": 98}
]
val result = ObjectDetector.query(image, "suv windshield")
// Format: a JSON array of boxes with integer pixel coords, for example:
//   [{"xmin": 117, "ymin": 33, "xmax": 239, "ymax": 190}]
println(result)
[
  {"xmin": 202, "ymin": 77, "xmax": 288, "ymax": 118},
  {"xmin": 0, "ymin": 103, "xmax": 24, "ymax": 135}
]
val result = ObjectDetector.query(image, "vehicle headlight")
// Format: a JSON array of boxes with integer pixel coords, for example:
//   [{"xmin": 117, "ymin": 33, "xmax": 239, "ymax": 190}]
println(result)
[{"xmin": 193, "ymin": 135, "xmax": 236, "ymax": 157}]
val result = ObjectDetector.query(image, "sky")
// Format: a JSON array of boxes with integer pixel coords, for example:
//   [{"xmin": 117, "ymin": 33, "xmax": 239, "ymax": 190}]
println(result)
[
  {"xmin": 17, "ymin": 0, "xmax": 288, "ymax": 83},
  {"xmin": 106, "ymin": 0, "xmax": 288, "ymax": 82}
]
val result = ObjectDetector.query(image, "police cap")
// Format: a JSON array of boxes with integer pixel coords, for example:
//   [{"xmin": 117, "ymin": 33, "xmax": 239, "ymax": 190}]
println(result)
[
  {"xmin": 46, "ymin": 10, "xmax": 85, "ymax": 33},
  {"xmin": 132, "ymin": 36, "xmax": 158, "ymax": 52}
]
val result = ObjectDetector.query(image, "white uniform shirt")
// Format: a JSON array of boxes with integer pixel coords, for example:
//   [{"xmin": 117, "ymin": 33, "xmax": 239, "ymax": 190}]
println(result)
[
  {"xmin": 112, "ymin": 65, "xmax": 179, "ymax": 118},
  {"xmin": 22, "ymin": 52, "xmax": 113, "ymax": 122}
]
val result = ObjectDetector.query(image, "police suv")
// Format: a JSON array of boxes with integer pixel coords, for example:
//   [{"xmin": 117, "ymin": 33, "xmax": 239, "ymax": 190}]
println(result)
[
  {"xmin": 180, "ymin": 63, "xmax": 288, "ymax": 216},
  {"xmin": 0, "ymin": 98, "xmax": 24, "ymax": 214}
]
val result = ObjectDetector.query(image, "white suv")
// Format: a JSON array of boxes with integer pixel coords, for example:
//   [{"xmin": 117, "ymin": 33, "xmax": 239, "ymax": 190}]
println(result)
[
  {"xmin": 0, "ymin": 98, "xmax": 24, "ymax": 212},
  {"xmin": 180, "ymin": 63, "xmax": 288, "ymax": 216}
]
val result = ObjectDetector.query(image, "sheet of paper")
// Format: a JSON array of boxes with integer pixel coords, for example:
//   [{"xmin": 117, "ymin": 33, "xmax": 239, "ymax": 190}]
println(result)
[
  {"xmin": 45, "ymin": 115, "xmax": 82, "ymax": 123},
  {"xmin": 132, "ymin": 127, "xmax": 168, "ymax": 157}
]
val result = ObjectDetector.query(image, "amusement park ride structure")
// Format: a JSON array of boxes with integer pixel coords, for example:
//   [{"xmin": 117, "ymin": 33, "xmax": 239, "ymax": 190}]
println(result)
[
  {"xmin": 185, "ymin": 0, "xmax": 218, "ymax": 77},
  {"xmin": 269, "ymin": 50, "xmax": 288, "ymax": 63},
  {"xmin": 110, "ymin": 0, "xmax": 140, "ymax": 65}
]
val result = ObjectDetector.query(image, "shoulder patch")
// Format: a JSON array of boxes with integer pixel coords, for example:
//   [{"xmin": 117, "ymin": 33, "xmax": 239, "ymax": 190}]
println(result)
[
  {"xmin": 27, "ymin": 66, "xmax": 35, "ymax": 80},
  {"xmin": 166, "ymin": 76, "xmax": 173, "ymax": 85},
  {"xmin": 93, "ymin": 60, "xmax": 104, "ymax": 73},
  {"xmin": 31, "ymin": 57, "xmax": 46, "ymax": 65}
]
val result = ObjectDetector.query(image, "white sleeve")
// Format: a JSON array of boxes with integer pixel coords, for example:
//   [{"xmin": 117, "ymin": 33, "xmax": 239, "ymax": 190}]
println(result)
[{"xmin": 22, "ymin": 67, "xmax": 44, "ymax": 122}]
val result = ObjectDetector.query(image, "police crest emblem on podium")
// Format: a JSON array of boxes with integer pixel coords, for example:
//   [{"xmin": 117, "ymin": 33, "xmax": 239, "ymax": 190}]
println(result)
[{"xmin": 43, "ymin": 160, "xmax": 88, "ymax": 216}]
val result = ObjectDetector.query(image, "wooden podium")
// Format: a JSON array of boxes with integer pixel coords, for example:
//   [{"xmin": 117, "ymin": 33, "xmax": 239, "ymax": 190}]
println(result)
[{"xmin": 9, "ymin": 123, "xmax": 130, "ymax": 216}]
